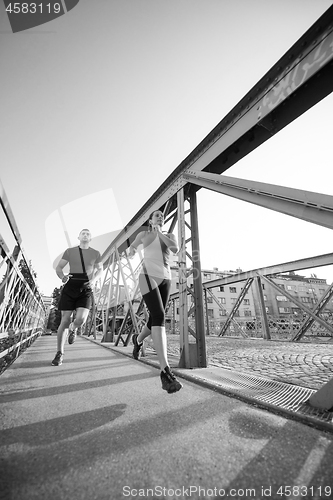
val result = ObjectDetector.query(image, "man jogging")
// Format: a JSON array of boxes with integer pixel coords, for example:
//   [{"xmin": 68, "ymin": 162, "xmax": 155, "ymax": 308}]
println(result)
[{"xmin": 51, "ymin": 229, "xmax": 103, "ymax": 366}]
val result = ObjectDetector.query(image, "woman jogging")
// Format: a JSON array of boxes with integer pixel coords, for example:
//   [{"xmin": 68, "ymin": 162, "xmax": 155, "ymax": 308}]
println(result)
[{"xmin": 128, "ymin": 210, "xmax": 182, "ymax": 394}]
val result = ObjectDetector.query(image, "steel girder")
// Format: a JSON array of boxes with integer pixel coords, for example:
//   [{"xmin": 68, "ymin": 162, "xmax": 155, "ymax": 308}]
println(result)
[
  {"xmin": 168, "ymin": 252, "xmax": 333, "ymax": 303},
  {"xmin": 177, "ymin": 188, "xmax": 207, "ymax": 368}
]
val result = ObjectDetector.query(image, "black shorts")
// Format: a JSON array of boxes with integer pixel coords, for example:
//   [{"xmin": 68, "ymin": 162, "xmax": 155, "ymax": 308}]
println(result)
[{"xmin": 58, "ymin": 274, "xmax": 93, "ymax": 311}]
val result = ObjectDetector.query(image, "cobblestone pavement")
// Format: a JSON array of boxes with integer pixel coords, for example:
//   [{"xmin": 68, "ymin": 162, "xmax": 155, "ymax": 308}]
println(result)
[{"xmin": 165, "ymin": 335, "xmax": 333, "ymax": 391}]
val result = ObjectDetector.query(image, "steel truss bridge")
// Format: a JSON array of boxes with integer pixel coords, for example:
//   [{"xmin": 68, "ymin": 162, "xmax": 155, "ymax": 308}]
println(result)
[
  {"xmin": 88, "ymin": 6, "xmax": 333, "ymax": 371},
  {"xmin": 1, "ymin": 7, "xmax": 333, "ymax": 407}
]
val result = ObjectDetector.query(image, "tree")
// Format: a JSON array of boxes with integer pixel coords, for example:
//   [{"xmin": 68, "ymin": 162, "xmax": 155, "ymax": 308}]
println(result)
[
  {"xmin": 18, "ymin": 258, "xmax": 37, "ymax": 292},
  {"xmin": 47, "ymin": 287, "xmax": 62, "ymax": 330}
]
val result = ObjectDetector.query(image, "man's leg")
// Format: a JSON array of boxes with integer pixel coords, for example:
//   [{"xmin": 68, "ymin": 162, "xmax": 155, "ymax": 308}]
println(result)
[
  {"xmin": 68, "ymin": 307, "xmax": 90, "ymax": 344},
  {"xmin": 132, "ymin": 324, "xmax": 151, "ymax": 359},
  {"xmin": 72, "ymin": 307, "xmax": 90, "ymax": 328},
  {"xmin": 52, "ymin": 310, "xmax": 72, "ymax": 365},
  {"xmin": 137, "ymin": 324, "xmax": 151, "ymax": 343},
  {"xmin": 57, "ymin": 311, "xmax": 73, "ymax": 351}
]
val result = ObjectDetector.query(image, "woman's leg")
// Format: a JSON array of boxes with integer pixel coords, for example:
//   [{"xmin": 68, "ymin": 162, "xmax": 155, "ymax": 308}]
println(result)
[
  {"xmin": 140, "ymin": 278, "xmax": 171, "ymax": 370},
  {"xmin": 151, "ymin": 325, "xmax": 168, "ymax": 370},
  {"xmin": 140, "ymin": 277, "xmax": 182, "ymax": 393}
]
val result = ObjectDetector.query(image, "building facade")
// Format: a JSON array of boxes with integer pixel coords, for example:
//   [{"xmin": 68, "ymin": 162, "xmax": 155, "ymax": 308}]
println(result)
[{"xmin": 167, "ymin": 265, "xmax": 333, "ymax": 335}]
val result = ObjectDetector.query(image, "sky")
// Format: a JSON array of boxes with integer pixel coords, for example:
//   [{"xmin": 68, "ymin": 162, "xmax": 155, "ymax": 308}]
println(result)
[{"xmin": 1, "ymin": 0, "xmax": 333, "ymax": 296}]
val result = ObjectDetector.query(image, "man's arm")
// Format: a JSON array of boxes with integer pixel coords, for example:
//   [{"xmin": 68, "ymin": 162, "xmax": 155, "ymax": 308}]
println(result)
[
  {"xmin": 55, "ymin": 259, "xmax": 71, "ymax": 284},
  {"xmin": 91, "ymin": 261, "xmax": 103, "ymax": 284}
]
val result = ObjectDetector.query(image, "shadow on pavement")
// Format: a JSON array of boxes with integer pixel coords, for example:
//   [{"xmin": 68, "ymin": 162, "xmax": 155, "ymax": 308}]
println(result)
[
  {"xmin": 0, "ymin": 371, "xmax": 154, "ymax": 403},
  {"xmin": 0, "ymin": 404, "xmax": 127, "ymax": 446}
]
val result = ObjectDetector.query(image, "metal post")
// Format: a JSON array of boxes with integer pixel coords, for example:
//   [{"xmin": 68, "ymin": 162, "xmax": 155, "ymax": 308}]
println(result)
[
  {"xmin": 189, "ymin": 188, "xmax": 207, "ymax": 367},
  {"xmin": 171, "ymin": 298, "xmax": 176, "ymax": 334},
  {"xmin": 204, "ymin": 287, "xmax": 210, "ymax": 336},
  {"xmin": 255, "ymin": 275, "xmax": 271, "ymax": 340},
  {"xmin": 177, "ymin": 188, "xmax": 190, "ymax": 368}
]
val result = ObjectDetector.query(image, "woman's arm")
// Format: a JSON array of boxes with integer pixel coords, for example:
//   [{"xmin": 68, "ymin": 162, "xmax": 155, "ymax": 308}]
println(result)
[
  {"xmin": 128, "ymin": 231, "xmax": 144, "ymax": 257},
  {"xmin": 158, "ymin": 232, "xmax": 179, "ymax": 254}
]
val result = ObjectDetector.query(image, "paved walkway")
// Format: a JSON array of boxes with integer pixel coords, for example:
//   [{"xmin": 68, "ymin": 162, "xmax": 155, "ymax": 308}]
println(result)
[{"xmin": 1, "ymin": 335, "xmax": 333, "ymax": 500}]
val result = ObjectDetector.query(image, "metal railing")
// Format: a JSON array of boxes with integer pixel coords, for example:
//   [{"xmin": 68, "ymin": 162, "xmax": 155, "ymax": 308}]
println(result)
[
  {"xmin": 167, "ymin": 256, "xmax": 333, "ymax": 343},
  {"xmin": 0, "ymin": 180, "xmax": 46, "ymax": 374}
]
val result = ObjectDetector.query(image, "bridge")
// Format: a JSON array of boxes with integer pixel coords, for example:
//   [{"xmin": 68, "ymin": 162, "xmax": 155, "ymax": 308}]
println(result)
[{"xmin": 1, "ymin": 6, "xmax": 333, "ymax": 499}]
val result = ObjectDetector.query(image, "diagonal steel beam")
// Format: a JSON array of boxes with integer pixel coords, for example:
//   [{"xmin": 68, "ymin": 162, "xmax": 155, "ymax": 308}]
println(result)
[
  {"xmin": 259, "ymin": 274, "xmax": 333, "ymax": 335},
  {"xmin": 183, "ymin": 171, "xmax": 333, "ymax": 230},
  {"xmin": 291, "ymin": 283, "xmax": 333, "ymax": 341}
]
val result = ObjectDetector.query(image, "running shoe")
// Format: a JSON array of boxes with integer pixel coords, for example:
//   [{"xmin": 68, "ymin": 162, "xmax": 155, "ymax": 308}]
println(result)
[
  {"xmin": 68, "ymin": 323, "xmax": 77, "ymax": 345},
  {"xmin": 160, "ymin": 366, "xmax": 183, "ymax": 394},
  {"xmin": 51, "ymin": 351, "xmax": 63, "ymax": 366},
  {"xmin": 132, "ymin": 333, "xmax": 143, "ymax": 360}
]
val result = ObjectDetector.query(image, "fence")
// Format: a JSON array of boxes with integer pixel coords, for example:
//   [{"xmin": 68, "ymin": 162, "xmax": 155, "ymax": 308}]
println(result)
[{"xmin": 0, "ymin": 180, "xmax": 46, "ymax": 374}]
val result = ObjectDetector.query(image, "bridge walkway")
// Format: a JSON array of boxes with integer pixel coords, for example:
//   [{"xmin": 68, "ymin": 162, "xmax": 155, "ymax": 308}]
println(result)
[{"xmin": 1, "ymin": 335, "xmax": 333, "ymax": 500}]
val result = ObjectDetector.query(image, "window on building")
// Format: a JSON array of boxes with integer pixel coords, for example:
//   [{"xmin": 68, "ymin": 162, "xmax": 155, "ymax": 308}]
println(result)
[
  {"xmin": 244, "ymin": 299, "xmax": 250, "ymax": 305},
  {"xmin": 176, "ymin": 282, "xmax": 179, "ymax": 289},
  {"xmin": 219, "ymin": 286, "xmax": 224, "ymax": 292},
  {"xmin": 298, "ymin": 286, "xmax": 306, "ymax": 292},
  {"xmin": 319, "ymin": 289, "xmax": 326, "ymax": 295},
  {"xmin": 219, "ymin": 310, "xmax": 227, "ymax": 316},
  {"xmin": 277, "ymin": 284, "xmax": 285, "ymax": 290},
  {"xmin": 229, "ymin": 287, "xmax": 237, "ymax": 293},
  {"xmin": 276, "ymin": 296, "xmax": 287, "ymax": 301},
  {"xmin": 263, "ymin": 295, "xmax": 267, "ymax": 301},
  {"xmin": 176, "ymin": 308, "xmax": 179, "ymax": 314},
  {"xmin": 244, "ymin": 310, "xmax": 252, "ymax": 317},
  {"xmin": 219, "ymin": 297, "xmax": 226, "ymax": 304},
  {"xmin": 301, "ymin": 297, "xmax": 311, "ymax": 303},
  {"xmin": 287, "ymin": 285, "xmax": 296, "ymax": 291},
  {"xmin": 207, "ymin": 309, "xmax": 214, "ymax": 317},
  {"xmin": 278, "ymin": 307, "xmax": 291, "ymax": 313},
  {"xmin": 231, "ymin": 298, "xmax": 237, "ymax": 305},
  {"xmin": 206, "ymin": 296, "xmax": 213, "ymax": 303},
  {"xmin": 308, "ymin": 288, "xmax": 315, "ymax": 293},
  {"xmin": 234, "ymin": 311, "xmax": 240, "ymax": 317},
  {"xmin": 265, "ymin": 307, "xmax": 270, "ymax": 313}
]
